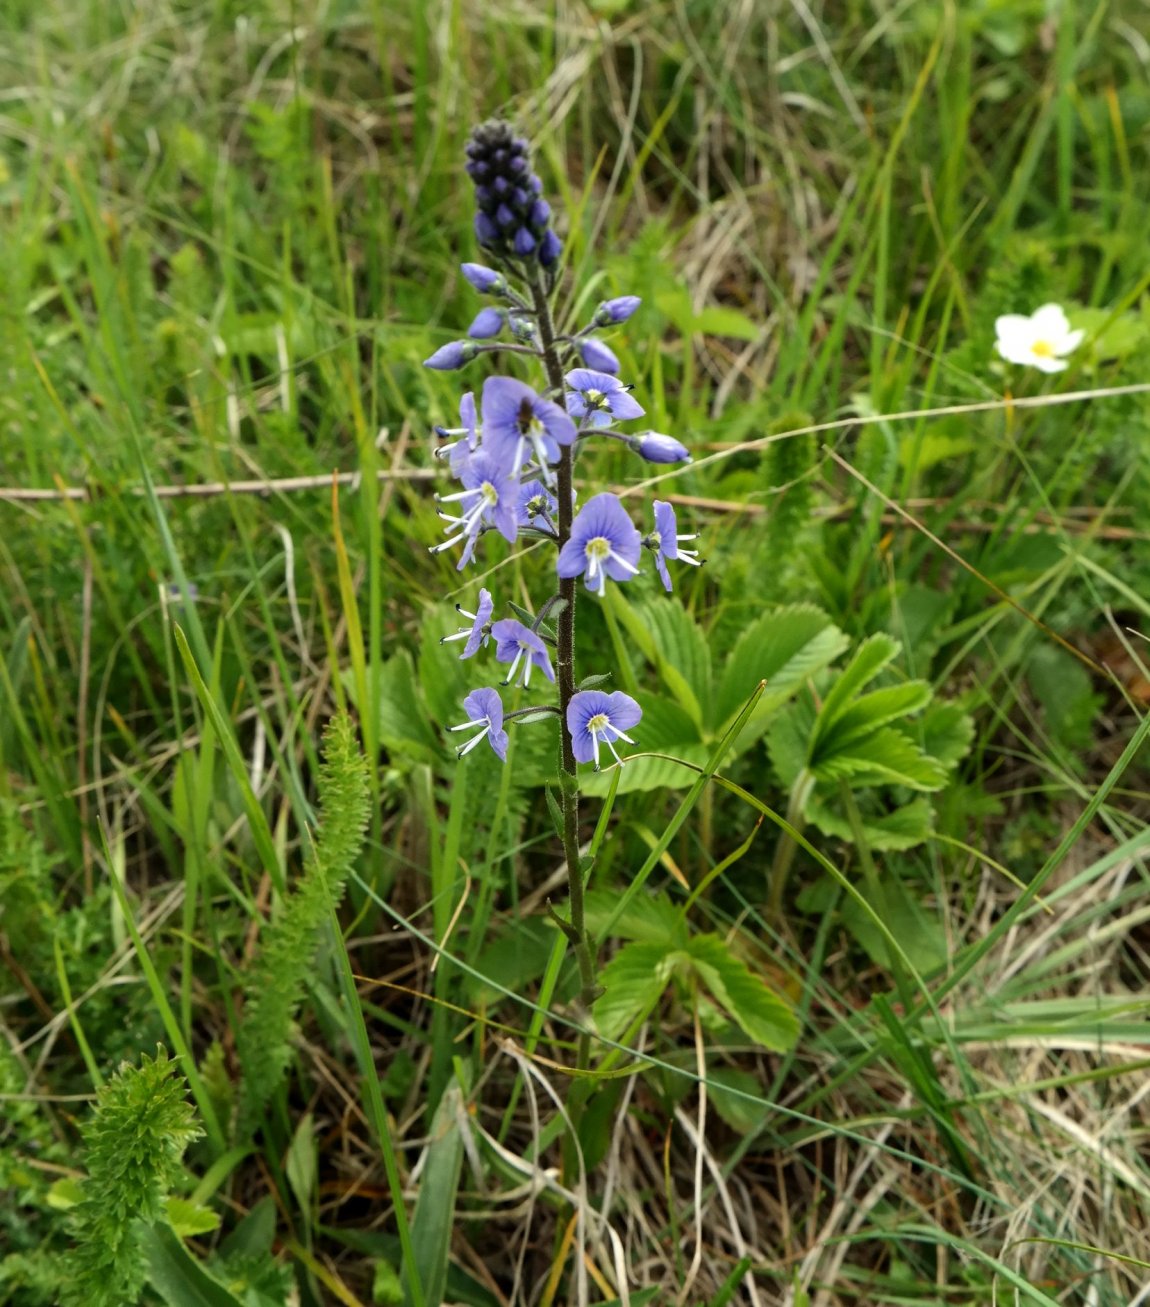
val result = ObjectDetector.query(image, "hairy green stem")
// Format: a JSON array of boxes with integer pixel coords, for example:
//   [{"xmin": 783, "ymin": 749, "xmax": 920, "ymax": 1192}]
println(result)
[{"xmin": 529, "ymin": 273, "xmax": 598, "ymax": 1033}]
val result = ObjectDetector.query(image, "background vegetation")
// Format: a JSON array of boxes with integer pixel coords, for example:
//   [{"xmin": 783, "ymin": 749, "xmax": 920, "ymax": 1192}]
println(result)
[{"xmin": 1, "ymin": 0, "xmax": 1149, "ymax": 1303}]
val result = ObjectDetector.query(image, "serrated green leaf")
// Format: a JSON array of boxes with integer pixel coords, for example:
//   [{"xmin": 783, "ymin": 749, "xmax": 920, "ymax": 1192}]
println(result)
[
  {"xmin": 585, "ymin": 890, "xmax": 686, "ymax": 946},
  {"xmin": 766, "ymin": 696, "xmax": 817, "ymax": 790},
  {"xmin": 607, "ymin": 594, "xmax": 710, "ymax": 731},
  {"xmin": 165, "ymin": 1198, "xmax": 221, "ymax": 1238},
  {"xmin": 811, "ymin": 727, "xmax": 949, "ymax": 790},
  {"xmin": 816, "ymin": 633, "xmax": 900, "ymax": 730},
  {"xmin": 705, "ymin": 1067, "xmax": 771, "ymax": 1134},
  {"xmin": 915, "ymin": 699, "xmax": 976, "ymax": 767},
  {"xmin": 823, "ymin": 681, "xmax": 933, "ymax": 748},
  {"xmin": 715, "ymin": 604, "xmax": 849, "ymax": 738},
  {"xmin": 594, "ymin": 941, "xmax": 674, "ymax": 1040},
  {"xmin": 805, "ymin": 795, "xmax": 936, "ymax": 851},
  {"xmin": 686, "ymin": 935, "xmax": 798, "ymax": 1051},
  {"xmin": 841, "ymin": 876, "xmax": 948, "ymax": 974},
  {"xmin": 578, "ymin": 672, "xmax": 614, "ymax": 690}
]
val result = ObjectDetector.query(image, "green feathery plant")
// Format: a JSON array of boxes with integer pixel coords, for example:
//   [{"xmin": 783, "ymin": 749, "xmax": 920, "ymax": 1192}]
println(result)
[
  {"xmin": 63, "ymin": 1048, "xmax": 201, "ymax": 1307},
  {"xmin": 236, "ymin": 711, "xmax": 371, "ymax": 1135}
]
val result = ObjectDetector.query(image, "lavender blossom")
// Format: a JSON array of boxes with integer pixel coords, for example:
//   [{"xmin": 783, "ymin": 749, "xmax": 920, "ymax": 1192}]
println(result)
[
  {"xmin": 491, "ymin": 619, "xmax": 556, "ymax": 689},
  {"xmin": 556, "ymin": 493, "xmax": 642, "ymax": 595},
  {"xmin": 449, "ymin": 687, "xmax": 509, "ymax": 760},
  {"xmin": 432, "ymin": 451, "xmax": 518, "ymax": 569},
  {"xmin": 646, "ymin": 500, "xmax": 703, "ymax": 592},
  {"xmin": 593, "ymin": 296, "xmax": 641, "ymax": 326},
  {"xmin": 468, "ymin": 308, "xmax": 506, "ymax": 339},
  {"xmin": 434, "ymin": 391, "xmax": 480, "ymax": 472},
  {"xmin": 482, "ymin": 375, "xmax": 576, "ymax": 479},
  {"xmin": 440, "ymin": 588, "xmax": 495, "ymax": 659},
  {"xmin": 566, "ymin": 690, "xmax": 642, "ymax": 768},
  {"xmin": 565, "ymin": 368, "xmax": 645, "ymax": 428},
  {"xmin": 425, "ymin": 340, "xmax": 479, "ymax": 371},
  {"xmin": 461, "ymin": 263, "xmax": 506, "ymax": 294},
  {"xmin": 517, "ymin": 480, "xmax": 558, "ymax": 530}
]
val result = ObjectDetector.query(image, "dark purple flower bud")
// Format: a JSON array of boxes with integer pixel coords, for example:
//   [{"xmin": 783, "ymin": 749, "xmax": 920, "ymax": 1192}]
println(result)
[
  {"xmin": 474, "ymin": 185, "xmax": 493, "ymax": 207},
  {"xmin": 634, "ymin": 432, "xmax": 691, "ymax": 463},
  {"xmin": 475, "ymin": 212, "xmax": 499, "ymax": 246},
  {"xmin": 529, "ymin": 174, "xmax": 543, "ymax": 193},
  {"xmin": 496, "ymin": 204, "xmax": 516, "ymax": 229},
  {"xmin": 493, "ymin": 148, "xmax": 507, "ymax": 164},
  {"xmin": 578, "ymin": 337, "xmax": 620, "ymax": 373},
  {"xmin": 513, "ymin": 187, "xmax": 529, "ymax": 207},
  {"xmin": 594, "ymin": 296, "xmax": 642, "ymax": 327},
  {"xmin": 530, "ymin": 199, "xmax": 551, "ymax": 228},
  {"xmin": 468, "ymin": 308, "xmax": 505, "ymax": 339},
  {"xmin": 492, "ymin": 175, "xmax": 509, "ymax": 196},
  {"xmin": 424, "ymin": 340, "xmax": 479, "ymax": 371},
  {"xmin": 538, "ymin": 230, "xmax": 563, "ymax": 266},
  {"xmin": 465, "ymin": 160, "xmax": 489, "ymax": 180},
  {"xmin": 461, "ymin": 263, "xmax": 506, "ymax": 294},
  {"xmin": 513, "ymin": 227, "xmax": 536, "ymax": 256},
  {"xmin": 513, "ymin": 135, "xmax": 529, "ymax": 154},
  {"xmin": 508, "ymin": 155, "xmax": 527, "ymax": 174}
]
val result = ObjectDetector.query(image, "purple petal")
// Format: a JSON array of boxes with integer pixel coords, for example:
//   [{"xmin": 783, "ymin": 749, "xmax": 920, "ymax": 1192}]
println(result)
[
  {"xmin": 654, "ymin": 501, "xmax": 678, "ymax": 558},
  {"xmin": 556, "ymin": 536, "xmax": 588, "ymax": 579},
  {"xmin": 578, "ymin": 338, "xmax": 620, "ymax": 374},
  {"xmin": 533, "ymin": 396, "xmax": 577, "ymax": 447},
  {"xmin": 604, "ymin": 691, "xmax": 642, "ymax": 732},
  {"xmin": 565, "ymin": 367, "xmax": 621, "ymax": 395},
  {"xmin": 608, "ymin": 391, "xmax": 646, "ymax": 421},
  {"xmin": 468, "ymin": 307, "xmax": 505, "ymax": 339},
  {"xmin": 637, "ymin": 433, "xmax": 690, "ymax": 463},
  {"xmin": 488, "ymin": 727, "xmax": 509, "ymax": 761},
  {"xmin": 595, "ymin": 296, "xmax": 641, "ymax": 325}
]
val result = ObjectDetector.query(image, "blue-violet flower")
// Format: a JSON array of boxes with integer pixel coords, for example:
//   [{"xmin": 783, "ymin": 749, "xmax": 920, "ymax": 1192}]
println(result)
[
  {"xmin": 517, "ymin": 479, "xmax": 558, "ymax": 529},
  {"xmin": 482, "ymin": 375, "xmax": 576, "ymax": 478},
  {"xmin": 461, "ymin": 263, "xmax": 506, "ymax": 294},
  {"xmin": 434, "ymin": 391, "xmax": 480, "ymax": 472},
  {"xmin": 556, "ymin": 493, "xmax": 642, "ymax": 594},
  {"xmin": 440, "ymin": 588, "xmax": 494, "ymax": 659},
  {"xmin": 565, "ymin": 368, "xmax": 645, "ymax": 428},
  {"xmin": 432, "ymin": 451, "xmax": 518, "ymax": 569},
  {"xmin": 491, "ymin": 619, "xmax": 556, "ymax": 689},
  {"xmin": 647, "ymin": 500, "xmax": 703, "ymax": 592},
  {"xmin": 449, "ymin": 687, "xmax": 508, "ymax": 760},
  {"xmin": 567, "ymin": 690, "xmax": 642, "ymax": 768}
]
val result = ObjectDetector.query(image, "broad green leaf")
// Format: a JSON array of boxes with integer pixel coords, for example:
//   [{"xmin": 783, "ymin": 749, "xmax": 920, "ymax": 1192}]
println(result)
[
  {"xmin": 585, "ymin": 889, "xmax": 686, "ymax": 947},
  {"xmin": 805, "ymin": 795, "xmax": 936, "ymax": 851},
  {"xmin": 705, "ymin": 1066, "xmax": 771, "ymax": 1134},
  {"xmin": 840, "ymin": 876, "xmax": 949, "ymax": 974},
  {"xmin": 687, "ymin": 935, "xmax": 799, "ymax": 1051},
  {"xmin": 371, "ymin": 653, "xmax": 439, "ymax": 765},
  {"xmin": 594, "ymin": 941, "xmax": 674, "ymax": 1040},
  {"xmin": 403, "ymin": 1085, "xmax": 467, "ymax": 1307},
  {"xmin": 811, "ymin": 726, "xmax": 950, "ymax": 790},
  {"xmin": 715, "ymin": 604, "xmax": 849, "ymax": 737},
  {"xmin": 693, "ymin": 305, "xmax": 761, "ymax": 341},
  {"xmin": 815, "ymin": 633, "xmax": 900, "ymax": 731},
  {"xmin": 140, "ymin": 1222, "xmax": 247, "ymax": 1307},
  {"xmin": 285, "ymin": 1113, "xmax": 317, "ymax": 1215},
  {"xmin": 822, "ymin": 681, "xmax": 933, "ymax": 749}
]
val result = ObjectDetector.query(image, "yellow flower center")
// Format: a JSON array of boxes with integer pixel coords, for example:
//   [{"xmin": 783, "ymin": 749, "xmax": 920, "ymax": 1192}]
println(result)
[
  {"xmin": 480, "ymin": 480, "xmax": 498, "ymax": 505},
  {"xmin": 1031, "ymin": 339, "xmax": 1055, "ymax": 358},
  {"xmin": 587, "ymin": 712, "xmax": 609, "ymax": 735},
  {"xmin": 586, "ymin": 389, "xmax": 605, "ymax": 406},
  {"xmin": 586, "ymin": 537, "xmax": 611, "ymax": 561}
]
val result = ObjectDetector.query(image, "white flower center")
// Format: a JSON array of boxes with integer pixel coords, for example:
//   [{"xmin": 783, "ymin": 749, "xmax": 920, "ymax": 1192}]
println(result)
[
  {"xmin": 480, "ymin": 480, "xmax": 498, "ymax": 505},
  {"xmin": 586, "ymin": 537, "xmax": 611, "ymax": 562},
  {"xmin": 586, "ymin": 389, "xmax": 606, "ymax": 406},
  {"xmin": 587, "ymin": 712, "xmax": 610, "ymax": 736}
]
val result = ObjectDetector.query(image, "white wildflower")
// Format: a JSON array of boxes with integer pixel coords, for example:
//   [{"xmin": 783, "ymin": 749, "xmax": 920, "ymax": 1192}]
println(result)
[{"xmin": 994, "ymin": 303, "xmax": 1084, "ymax": 373}]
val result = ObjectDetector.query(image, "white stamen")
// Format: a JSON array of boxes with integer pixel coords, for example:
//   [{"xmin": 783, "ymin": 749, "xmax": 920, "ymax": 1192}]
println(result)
[
  {"xmin": 608, "ymin": 550, "xmax": 639, "ymax": 575},
  {"xmin": 504, "ymin": 648, "xmax": 523, "ymax": 685},
  {"xmin": 457, "ymin": 724, "xmax": 492, "ymax": 755}
]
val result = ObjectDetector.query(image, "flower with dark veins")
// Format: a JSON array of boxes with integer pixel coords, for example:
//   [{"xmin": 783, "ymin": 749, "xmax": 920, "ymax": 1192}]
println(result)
[
  {"xmin": 449, "ymin": 687, "xmax": 509, "ymax": 760},
  {"xmin": 491, "ymin": 618, "xmax": 556, "ymax": 689},
  {"xmin": 565, "ymin": 368, "xmax": 645, "ymax": 428},
  {"xmin": 566, "ymin": 690, "xmax": 642, "ymax": 768},
  {"xmin": 440, "ymin": 588, "xmax": 495, "ymax": 659},
  {"xmin": 556, "ymin": 493, "xmax": 642, "ymax": 595},
  {"xmin": 482, "ymin": 376, "xmax": 576, "ymax": 481}
]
